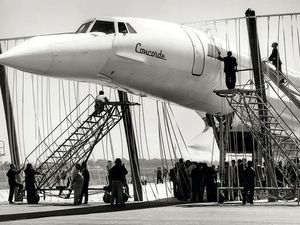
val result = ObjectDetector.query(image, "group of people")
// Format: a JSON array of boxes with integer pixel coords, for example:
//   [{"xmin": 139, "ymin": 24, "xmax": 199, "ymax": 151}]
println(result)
[
  {"xmin": 7, "ymin": 163, "xmax": 41, "ymax": 204},
  {"xmin": 71, "ymin": 162, "xmax": 90, "ymax": 205},
  {"xmin": 169, "ymin": 158, "xmax": 218, "ymax": 202},
  {"xmin": 168, "ymin": 158, "xmax": 256, "ymax": 205},
  {"xmin": 6, "ymin": 161, "xmax": 90, "ymax": 205},
  {"xmin": 223, "ymin": 158, "xmax": 300, "ymax": 204},
  {"xmin": 223, "ymin": 159, "xmax": 256, "ymax": 205},
  {"xmin": 219, "ymin": 42, "xmax": 282, "ymax": 89},
  {"xmin": 156, "ymin": 167, "xmax": 168, "ymax": 184},
  {"xmin": 264, "ymin": 159, "xmax": 299, "ymax": 188},
  {"xmin": 7, "ymin": 157, "xmax": 257, "ymax": 205}
]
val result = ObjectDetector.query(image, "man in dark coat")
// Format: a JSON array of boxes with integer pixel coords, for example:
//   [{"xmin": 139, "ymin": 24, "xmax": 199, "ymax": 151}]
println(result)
[
  {"xmin": 204, "ymin": 164, "xmax": 217, "ymax": 202},
  {"xmin": 190, "ymin": 163, "xmax": 204, "ymax": 202},
  {"xmin": 177, "ymin": 158, "xmax": 191, "ymax": 201},
  {"xmin": 157, "ymin": 167, "xmax": 163, "ymax": 184},
  {"xmin": 109, "ymin": 158, "xmax": 128, "ymax": 207},
  {"xmin": 269, "ymin": 42, "xmax": 282, "ymax": 72},
  {"xmin": 269, "ymin": 42, "xmax": 284, "ymax": 83},
  {"xmin": 218, "ymin": 51, "xmax": 238, "ymax": 89},
  {"xmin": 242, "ymin": 161, "xmax": 256, "ymax": 205},
  {"xmin": 80, "ymin": 161, "xmax": 90, "ymax": 204},
  {"xmin": 7, "ymin": 164, "xmax": 23, "ymax": 204},
  {"xmin": 24, "ymin": 163, "xmax": 40, "ymax": 204},
  {"xmin": 169, "ymin": 164, "xmax": 178, "ymax": 198}
]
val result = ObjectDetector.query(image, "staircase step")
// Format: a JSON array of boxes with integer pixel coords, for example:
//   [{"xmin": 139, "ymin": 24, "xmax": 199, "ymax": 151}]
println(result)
[
  {"xmin": 34, "ymin": 104, "xmax": 129, "ymax": 189},
  {"xmin": 270, "ymin": 128, "xmax": 285, "ymax": 132},
  {"xmin": 73, "ymin": 131, "xmax": 85, "ymax": 135},
  {"xmin": 85, "ymin": 121, "xmax": 98, "ymax": 124},
  {"xmin": 265, "ymin": 122, "xmax": 279, "ymax": 125},
  {"xmin": 259, "ymin": 115, "xmax": 274, "ymax": 118},
  {"xmin": 245, "ymin": 95, "xmax": 259, "ymax": 99},
  {"xmin": 62, "ymin": 144, "xmax": 73, "ymax": 147},
  {"xmin": 80, "ymin": 126, "xmax": 91, "ymax": 129},
  {"xmin": 273, "ymin": 134, "xmax": 289, "ymax": 138},
  {"xmin": 67, "ymin": 138, "xmax": 78, "ymax": 141},
  {"xmin": 248, "ymin": 102, "xmax": 266, "ymax": 105}
]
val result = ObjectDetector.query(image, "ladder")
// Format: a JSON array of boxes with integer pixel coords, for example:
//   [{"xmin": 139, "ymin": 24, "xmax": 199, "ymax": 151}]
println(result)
[
  {"xmin": 24, "ymin": 94, "xmax": 136, "ymax": 189},
  {"xmin": 261, "ymin": 61, "xmax": 300, "ymax": 111},
  {"xmin": 214, "ymin": 86, "xmax": 300, "ymax": 180}
]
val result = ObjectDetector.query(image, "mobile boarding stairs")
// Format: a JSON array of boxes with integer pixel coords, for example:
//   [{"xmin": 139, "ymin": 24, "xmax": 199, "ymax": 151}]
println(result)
[
  {"xmin": 214, "ymin": 61, "xmax": 300, "ymax": 195},
  {"xmin": 23, "ymin": 94, "xmax": 137, "ymax": 197}
]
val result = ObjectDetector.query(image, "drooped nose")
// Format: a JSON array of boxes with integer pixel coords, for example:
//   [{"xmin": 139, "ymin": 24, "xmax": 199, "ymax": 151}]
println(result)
[
  {"xmin": 0, "ymin": 33, "xmax": 113, "ymax": 78},
  {"xmin": 0, "ymin": 36, "xmax": 53, "ymax": 74}
]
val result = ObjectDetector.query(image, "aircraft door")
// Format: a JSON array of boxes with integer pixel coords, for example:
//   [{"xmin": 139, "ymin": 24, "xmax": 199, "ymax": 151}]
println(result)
[{"xmin": 183, "ymin": 28, "xmax": 205, "ymax": 76}]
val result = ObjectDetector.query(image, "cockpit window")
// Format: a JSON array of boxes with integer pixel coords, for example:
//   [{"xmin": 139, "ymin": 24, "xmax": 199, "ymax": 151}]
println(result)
[
  {"xmin": 75, "ymin": 21, "xmax": 93, "ymax": 34},
  {"xmin": 90, "ymin": 21, "xmax": 115, "ymax": 34},
  {"xmin": 126, "ymin": 23, "xmax": 137, "ymax": 33},
  {"xmin": 118, "ymin": 22, "xmax": 128, "ymax": 33}
]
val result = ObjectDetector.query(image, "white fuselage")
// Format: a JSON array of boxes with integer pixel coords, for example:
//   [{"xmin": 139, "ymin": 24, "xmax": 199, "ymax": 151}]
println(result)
[{"xmin": 0, "ymin": 17, "xmax": 248, "ymax": 114}]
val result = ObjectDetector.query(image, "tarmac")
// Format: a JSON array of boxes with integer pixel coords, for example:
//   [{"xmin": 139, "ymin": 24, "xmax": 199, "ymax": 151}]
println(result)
[{"xmin": 1, "ymin": 199, "xmax": 300, "ymax": 224}]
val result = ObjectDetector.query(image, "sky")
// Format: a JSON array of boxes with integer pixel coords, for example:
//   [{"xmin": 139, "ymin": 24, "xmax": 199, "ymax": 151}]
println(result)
[
  {"xmin": 0, "ymin": 0, "xmax": 299, "ymax": 164},
  {"xmin": 0, "ymin": 0, "xmax": 300, "ymax": 39}
]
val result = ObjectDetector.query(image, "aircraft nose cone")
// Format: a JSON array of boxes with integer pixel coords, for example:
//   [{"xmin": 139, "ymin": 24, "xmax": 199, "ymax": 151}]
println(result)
[{"xmin": 0, "ymin": 36, "xmax": 53, "ymax": 74}]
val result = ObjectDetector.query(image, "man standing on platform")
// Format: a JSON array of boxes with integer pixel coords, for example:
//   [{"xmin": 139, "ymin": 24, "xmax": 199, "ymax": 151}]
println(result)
[{"xmin": 218, "ymin": 51, "xmax": 238, "ymax": 89}]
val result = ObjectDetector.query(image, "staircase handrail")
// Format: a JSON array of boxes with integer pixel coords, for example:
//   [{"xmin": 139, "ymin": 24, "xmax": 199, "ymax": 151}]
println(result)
[
  {"xmin": 262, "ymin": 61, "xmax": 300, "ymax": 98},
  {"xmin": 24, "ymin": 94, "xmax": 95, "ymax": 166},
  {"xmin": 35, "ymin": 103, "xmax": 116, "ymax": 173},
  {"xmin": 237, "ymin": 85, "xmax": 300, "ymax": 164},
  {"xmin": 264, "ymin": 80, "xmax": 300, "ymax": 129},
  {"xmin": 227, "ymin": 88, "xmax": 300, "ymax": 174}
]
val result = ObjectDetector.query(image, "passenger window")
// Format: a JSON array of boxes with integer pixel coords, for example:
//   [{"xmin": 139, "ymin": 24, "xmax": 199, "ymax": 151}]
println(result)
[
  {"xmin": 126, "ymin": 23, "xmax": 137, "ymax": 33},
  {"xmin": 118, "ymin": 22, "xmax": 128, "ymax": 33},
  {"xmin": 90, "ymin": 21, "xmax": 115, "ymax": 34}
]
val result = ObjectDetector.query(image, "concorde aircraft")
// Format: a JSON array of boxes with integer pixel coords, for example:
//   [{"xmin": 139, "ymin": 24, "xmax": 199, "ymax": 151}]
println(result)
[
  {"xmin": 0, "ymin": 18, "xmax": 238, "ymax": 116},
  {"xmin": 0, "ymin": 17, "xmax": 298, "ymax": 123}
]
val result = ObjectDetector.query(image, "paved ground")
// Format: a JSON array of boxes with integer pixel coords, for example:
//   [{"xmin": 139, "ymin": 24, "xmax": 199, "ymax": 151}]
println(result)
[{"xmin": 1, "ymin": 201, "xmax": 300, "ymax": 225}]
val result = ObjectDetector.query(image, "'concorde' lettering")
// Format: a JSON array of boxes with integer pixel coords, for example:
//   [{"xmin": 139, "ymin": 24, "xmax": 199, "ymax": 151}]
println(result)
[{"xmin": 135, "ymin": 43, "xmax": 166, "ymax": 60}]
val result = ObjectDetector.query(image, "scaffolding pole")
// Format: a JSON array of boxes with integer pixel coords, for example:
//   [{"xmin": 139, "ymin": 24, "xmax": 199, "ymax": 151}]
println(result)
[
  {"xmin": 118, "ymin": 91, "xmax": 143, "ymax": 201},
  {"xmin": 0, "ymin": 45, "xmax": 20, "ymax": 168},
  {"xmin": 245, "ymin": 8, "xmax": 277, "ymax": 194}
]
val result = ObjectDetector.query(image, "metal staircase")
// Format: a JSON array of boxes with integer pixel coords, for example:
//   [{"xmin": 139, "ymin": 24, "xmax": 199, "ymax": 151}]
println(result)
[
  {"xmin": 261, "ymin": 61, "xmax": 300, "ymax": 111},
  {"xmin": 24, "ymin": 94, "xmax": 136, "ymax": 189},
  {"xmin": 214, "ymin": 82, "xmax": 300, "ymax": 180}
]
